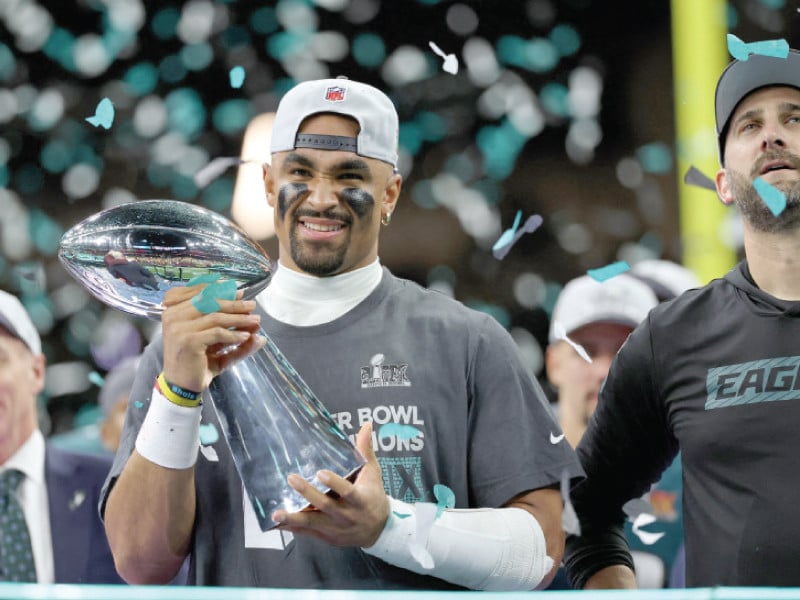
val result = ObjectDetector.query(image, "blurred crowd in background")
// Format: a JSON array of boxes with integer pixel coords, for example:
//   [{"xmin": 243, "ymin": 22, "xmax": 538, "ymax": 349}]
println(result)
[{"xmin": 0, "ymin": 0, "xmax": 797, "ymax": 441}]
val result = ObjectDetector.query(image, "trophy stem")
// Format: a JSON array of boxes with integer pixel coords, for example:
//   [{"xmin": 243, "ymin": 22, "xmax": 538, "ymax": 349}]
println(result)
[{"xmin": 208, "ymin": 328, "xmax": 365, "ymax": 531}]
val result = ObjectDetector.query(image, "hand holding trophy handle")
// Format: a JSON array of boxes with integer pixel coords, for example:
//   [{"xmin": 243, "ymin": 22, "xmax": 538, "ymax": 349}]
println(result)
[
  {"xmin": 160, "ymin": 285, "xmax": 263, "ymax": 392},
  {"xmin": 59, "ymin": 200, "xmax": 366, "ymax": 531}
]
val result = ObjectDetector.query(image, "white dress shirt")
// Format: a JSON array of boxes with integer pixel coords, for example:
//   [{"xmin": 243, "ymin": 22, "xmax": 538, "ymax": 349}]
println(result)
[
  {"xmin": 1, "ymin": 429, "xmax": 55, "ymax": 583},
  {"xmin": 258, "ymin": 259, "xmax": 383, "ymax": 326}
]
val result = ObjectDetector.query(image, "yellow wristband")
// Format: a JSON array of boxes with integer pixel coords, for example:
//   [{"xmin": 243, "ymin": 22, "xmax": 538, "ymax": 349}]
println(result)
[{"xmin": 156, "ymin": 373, "xmax": 202, "ymax": 408}]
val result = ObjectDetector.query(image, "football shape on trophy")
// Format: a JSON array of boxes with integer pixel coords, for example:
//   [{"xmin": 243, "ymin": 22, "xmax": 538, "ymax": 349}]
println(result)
[{"xmin": 58, "ymin": 199, "xmax": 273, "ymax": 319}]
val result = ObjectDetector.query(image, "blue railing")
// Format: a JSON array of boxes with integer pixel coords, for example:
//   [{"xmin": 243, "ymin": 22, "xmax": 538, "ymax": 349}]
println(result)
[{"xmin": 3, "ymin": 585, "xmax": 800, "ymax": 600}]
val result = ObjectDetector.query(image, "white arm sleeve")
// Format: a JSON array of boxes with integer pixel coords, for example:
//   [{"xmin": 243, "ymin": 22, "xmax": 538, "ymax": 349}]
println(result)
[{"xmin": 363, "ymin": 497, "xmax": 554, "ymax": 591}]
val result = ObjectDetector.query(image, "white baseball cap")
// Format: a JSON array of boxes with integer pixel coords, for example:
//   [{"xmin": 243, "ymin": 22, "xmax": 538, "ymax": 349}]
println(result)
[
  {"xmin": 630, "ymin": 259, "xmax": 701, "ymax": 302},
  {"xmin": 0, "ymin": 290, "xmax": 42, "ymax": 354},
  {"xmin": 270, "ymin": 78, "xmax": 399, "ymax": 167},
  {"xmin": 548, "ymin": 274, "xmax": 658, "ymax": 344}
]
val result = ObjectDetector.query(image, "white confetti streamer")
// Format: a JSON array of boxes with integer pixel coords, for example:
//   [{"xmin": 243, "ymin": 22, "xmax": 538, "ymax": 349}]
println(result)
[
  {"xmin": 428, "ymin": 41, "xmax": 459, "ymax": 74},
  {"xmin": 631, "ymin": 513, "xmax": 665, "ymax": 546},
  {"xmin": 552, "ymin": 321, "xmax": 592, "ymax": 363}
]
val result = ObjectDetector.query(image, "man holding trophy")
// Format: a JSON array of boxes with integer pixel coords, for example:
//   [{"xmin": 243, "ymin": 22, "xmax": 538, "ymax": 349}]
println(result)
[{"xmin": 99, "ymin": 77, "xmax": 581, "ymax": 589}]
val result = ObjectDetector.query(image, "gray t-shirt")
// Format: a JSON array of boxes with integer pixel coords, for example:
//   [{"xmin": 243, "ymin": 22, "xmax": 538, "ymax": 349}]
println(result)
[{"xmin": 102, "ymin": 268, "xmax": 582, "ymax": 589}]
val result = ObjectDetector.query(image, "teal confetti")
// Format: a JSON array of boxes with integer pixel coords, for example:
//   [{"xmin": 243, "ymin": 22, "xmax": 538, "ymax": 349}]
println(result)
[
  {"xmin": 199, "ymin": 423, "xmax": 219, "ymax": 445},
  {"xmin": 29, "ymin": 209, "xmax": 64, "ymax": 256},
  {"xmin": 476, "ymin": 119, "xmax": 527, "ymax": 180},
  {"xmin": 191, "ymin": 296, "xmax": 220, "ymax": 315},
  {"xmin": 0, "ymin": 42, "xmax": 14, "ymax": 81},
  {"xmin": 746, "ymin": 39, "xmax": 790, "ymax": 59},
  {"xmin": 540, "ymin": 82, "xmax": 570, "ymax": 117},
  {"xmin": 165, "ymin": 88, "xmax": 206, "ymax": 137},
  {"xmin": 85, "ymin": 98, "xmax": 115, "ymax": 129},
  {"xmin": 399, "ymin": 122, "xmax": 424, "ymax": 155},
  {"xmin": 250, "ymin": 6, "xmax": 279, "ymax": 35},
  {"xmin": 151, "ymin": 7, "xmax": 180, "ymax": 40},
  {"xmin": 134, "ymin": 401, "xmax": 144, "ymax": 408},
  {"xmin": 220, "ymin": 26, "xmax": 250, "ymax": 49},
  {"xmin": 524, "ymin": 37, "xmax": 559, "ymax": 73},
  {"xmin": 229, "ymin": 65, "xmax": 246, "ymax": 88},
  {"xmin": 753, "ymin": 176, "xmax": 787, "ymax": 216},
  {"xmin": 186, "ymin": 273, "xmax": 221, "ymax": 286},
  {"xmin": 192, "ymin": 279, "xmax": 237, "ymax": 313},
  {"xmin": 180, "ymin": 43, "xmax": 214, "ymax": 71},
  {"xmin": 212, "ymin": 99, "xmax": 254, "ymax": 134},
  {"xmin": 159, "ymin": 54, "xmax": 187, "ymax": 84},
  {"xmin": 123, "ymin": 62, "xmax": 158, "ymax": 96},
  {"xmin": 192, "ymin": 279, "xmax": 236, "ymax": 314},
  {"xmin": 549, "ymin": 23, "xmax": 581, "ymax": 57},
  {"xmin": 433, "ymin": 483, "xmax": 455, "ymax": 519},
  {"xmin": 254, "ymin": 497, "xmax": 266, "ymax": 519},
  {"xmin": 727, "ymin": 34, "xmax": 789, "ymax": 61},
  {"xmin": 393, "ymin": 511, "xmax": 412, "ymax": 519},
  {"xmin": 587, "ymin": 261, "xmax": 631, "ymax": 282},
  {"xmin": 352, "ymin": 33, "xmax": 386, "ymax": 68},
  {"xmin": 492, "ymin": 209, "xmax": 522, "ymax": 252},
  {"xmin": 492, "ymin": 214, "xmax": 543, "ymax": 260},
  {"xmin": 88, "ymin": 371, "xmax": 104, "ymax": 387},
  {"xmin": 378, "ymin": 423, "xmax": 422, "ymax": 440},
  {"xmin": 727, "ymin": 34, "xmax": 749, "ymax": 61},
  {"xmin": 636, "ymin": 142, "xmax": 673, "ymax": 174}
]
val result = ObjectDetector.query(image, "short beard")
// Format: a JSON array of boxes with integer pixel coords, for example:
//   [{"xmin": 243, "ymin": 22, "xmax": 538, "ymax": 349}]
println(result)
[
  {"xmin": 288, "ymin": 234, "xmax": 346, "ymax": 277},
  {"xmin": 728, "ymin": 167, "xmax": 800, "ymax": 233}
]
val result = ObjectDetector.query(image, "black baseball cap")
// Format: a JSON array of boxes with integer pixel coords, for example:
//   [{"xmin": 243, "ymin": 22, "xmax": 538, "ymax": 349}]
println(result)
[{"xmin": 715, "ymin": 49, "xmax": 800, "ymax": 164}]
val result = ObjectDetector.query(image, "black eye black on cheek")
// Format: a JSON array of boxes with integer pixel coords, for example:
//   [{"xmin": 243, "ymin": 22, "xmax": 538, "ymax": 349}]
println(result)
[
  {"xmin": 277, "ymin": 183, "xmax": 309, "ymax": 219},
  {"xmin": 341, "ymin": 188, "xmax": 375, "ymax": 219}
]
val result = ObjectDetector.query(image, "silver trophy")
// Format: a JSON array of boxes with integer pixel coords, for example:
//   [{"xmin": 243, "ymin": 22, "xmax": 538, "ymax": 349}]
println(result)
[{"xmin": 59, "ymin": 199, "xmax": 365, "ymax": 530}]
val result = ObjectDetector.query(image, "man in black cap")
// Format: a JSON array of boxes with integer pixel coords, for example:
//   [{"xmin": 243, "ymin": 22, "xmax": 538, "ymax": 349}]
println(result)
[{"xmin": 564, "ymin": 47, "xmax": 800, "ymax": 588}]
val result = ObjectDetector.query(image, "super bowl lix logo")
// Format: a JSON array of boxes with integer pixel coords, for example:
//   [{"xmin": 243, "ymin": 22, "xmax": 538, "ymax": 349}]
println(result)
[{"xmin": 361, "ymin": 353, "xmax": 411, "ymax": 388}]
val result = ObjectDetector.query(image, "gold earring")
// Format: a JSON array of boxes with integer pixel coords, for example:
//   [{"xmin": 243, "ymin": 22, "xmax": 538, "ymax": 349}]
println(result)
[{"xmin": 381, "ymin": 212, "xmax": 392, "ymax": 226}]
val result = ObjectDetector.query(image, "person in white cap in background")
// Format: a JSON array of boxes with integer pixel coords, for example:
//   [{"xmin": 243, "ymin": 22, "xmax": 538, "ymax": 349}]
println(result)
[
  {"xmin": 545, "ymin": 274, "xmax": 658, "ymax": 448},
  {"xmin": 543, "ymin": 274, "xmax": 658, "ymax": 590},
  {"xmin": 101, "ymin": 77, "xmax": 583, "ymax": 590},
  {"xmin": 547, "ymin": 264, "xmax": 701, "ymax": 590},
  {"xmin": 0, "ymin": 289, "xmax": 123, "ymax": 584}
]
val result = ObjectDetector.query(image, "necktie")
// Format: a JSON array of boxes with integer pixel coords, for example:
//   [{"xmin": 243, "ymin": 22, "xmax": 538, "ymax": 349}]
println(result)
[{"xmin": 0, "ymin": 469, "xmax": 37, "ymax": 582}]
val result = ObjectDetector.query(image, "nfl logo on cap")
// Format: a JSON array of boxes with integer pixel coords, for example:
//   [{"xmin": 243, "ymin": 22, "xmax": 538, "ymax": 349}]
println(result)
[{"xmin": 325, "ymin": 86, "xmax": 346, "ymax": 102}]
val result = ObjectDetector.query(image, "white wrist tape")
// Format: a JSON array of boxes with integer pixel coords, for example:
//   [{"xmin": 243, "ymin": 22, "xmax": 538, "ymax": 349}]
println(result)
[
  {"xmin": 363, "ymin": 497, "xmax": 553, "ymax": 591},
  {"xmin": 135, "ymin": 386, "xmax": 201, "ymax": 469}
]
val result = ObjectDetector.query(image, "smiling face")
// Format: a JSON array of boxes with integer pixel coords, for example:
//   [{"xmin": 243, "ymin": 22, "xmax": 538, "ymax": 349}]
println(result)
[
  {"xmin": 264, "ymin": 113, "xmax": 401, "ymax": 277},
  {"xmin": 0, "ymin": 327, "xmax": 44, "ymax": 464},
  {"xmin": 717, "ymin": 86, "xmax": 800, "ymax": 232}
]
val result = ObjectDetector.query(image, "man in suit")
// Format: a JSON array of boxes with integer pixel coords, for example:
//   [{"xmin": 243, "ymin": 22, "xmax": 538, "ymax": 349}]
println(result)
[{"xmin": 0, "ymin": 289, "xmax": 123, "ymax": 584}]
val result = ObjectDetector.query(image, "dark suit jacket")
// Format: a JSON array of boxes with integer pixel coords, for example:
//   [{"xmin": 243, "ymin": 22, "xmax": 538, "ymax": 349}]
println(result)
[{"xmin": 45, "ymin": 443, "xmax": 125, "ymax": 584}]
